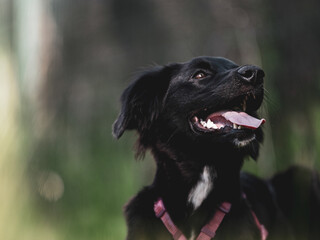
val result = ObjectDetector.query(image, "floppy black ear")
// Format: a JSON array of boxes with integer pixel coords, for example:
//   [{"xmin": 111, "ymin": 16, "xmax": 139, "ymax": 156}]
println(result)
[{"xmin": 112, "ymin": 64, "xmax": 178, "ymax": 139}]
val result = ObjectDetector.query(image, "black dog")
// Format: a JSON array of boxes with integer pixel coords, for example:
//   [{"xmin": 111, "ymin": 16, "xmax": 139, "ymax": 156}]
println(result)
[{"xmin": 113, "ymin": 57, "xmax": 320, "ymax": 240}]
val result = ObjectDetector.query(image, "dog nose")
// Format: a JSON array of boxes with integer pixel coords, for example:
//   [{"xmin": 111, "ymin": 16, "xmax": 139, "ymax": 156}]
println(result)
[{"xmin": 237, "ymin": 65, "xmax": 264, "ymax": 85}]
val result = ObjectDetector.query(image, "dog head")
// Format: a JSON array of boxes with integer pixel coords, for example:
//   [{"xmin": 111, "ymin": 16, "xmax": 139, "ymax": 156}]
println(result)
[{"xmin": 113, "ymin": 57, "xmax": 265, "ymax": 160}]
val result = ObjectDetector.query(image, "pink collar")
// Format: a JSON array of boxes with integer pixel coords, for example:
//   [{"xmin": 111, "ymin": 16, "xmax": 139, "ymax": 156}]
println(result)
[{"xmin": 154, "ymin": 195, "xmax": 268, "ymax": 240}]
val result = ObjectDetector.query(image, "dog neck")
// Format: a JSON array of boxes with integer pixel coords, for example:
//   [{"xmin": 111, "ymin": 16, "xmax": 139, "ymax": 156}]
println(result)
[{"xmin": 152, "ymin": 143, "xmax": 244, "ymax": 219}]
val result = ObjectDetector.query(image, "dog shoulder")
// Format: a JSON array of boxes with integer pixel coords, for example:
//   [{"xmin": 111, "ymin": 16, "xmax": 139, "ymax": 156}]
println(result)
[
  {"xmin": 125, "ymin": 186, "xmax": 156, "ymax": 220},
  {"xmin": 270, "ymin": 165, "xmax": 320, "ymax": 238},
  {"xmin": 240, "ymin": 172, "xmax": 279, "ymax": 225},
  {"xmin": 240, "ymin": 172, "xmax": 275, "ymax": 205},
  {"xmin": 124, "ymin": 186, "xmax": 167, "ymax": 240}
]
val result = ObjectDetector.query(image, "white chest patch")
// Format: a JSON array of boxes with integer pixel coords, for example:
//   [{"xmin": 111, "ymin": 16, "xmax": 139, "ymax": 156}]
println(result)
[
  {"xmin": 188, "ymin": 166, "xmax": 215, "ymax": 210},
  {"xmin": 188, "ymin": 230, "xmax": 196, "ymax": 240}
]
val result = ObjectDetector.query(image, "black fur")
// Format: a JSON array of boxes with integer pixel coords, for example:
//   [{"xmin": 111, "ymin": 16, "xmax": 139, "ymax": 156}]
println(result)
[{"xmin": 113, "ymin": 57, "xmax": 320, "ymax": 240}]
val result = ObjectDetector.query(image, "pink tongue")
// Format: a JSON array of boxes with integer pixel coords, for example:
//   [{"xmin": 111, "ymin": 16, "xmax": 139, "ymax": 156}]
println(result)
[{"xmin": 209, "ymin": 111, "xmax": 266, "ymax": 129}]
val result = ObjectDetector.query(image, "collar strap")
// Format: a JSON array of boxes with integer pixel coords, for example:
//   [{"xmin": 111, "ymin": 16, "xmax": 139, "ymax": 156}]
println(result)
[
  {"xmin": 197, "ymin": 202, "xmax": 231, "ymax": 240},
  {"xmin": 154, "ymin": 198, "xmax": 231, "ymax": 240},
  {"xmin": 242, "ymin": 193, "xmax": 268, "ymax": 240},
  {"xmin": 154, "ymin": 198, "xmax": 187, "ymax": 240},
  {"xmin": 154, "ymin": 196, "xmax": 268, "ymax": 240}
]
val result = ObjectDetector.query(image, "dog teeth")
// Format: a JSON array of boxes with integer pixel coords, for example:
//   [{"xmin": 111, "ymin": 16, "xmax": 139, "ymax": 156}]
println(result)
[
  {"xmin": 241, "ymin": 95, "xmax": 249, "ymax": 112},
  {"xmin": 207, "ymin": 121, "xmax": 213, "ymax": 128},
  {"xmin": 200, "ymin": 119, "xmax": 218, "ymax": 129},
  {"xmin": 200, "ymin": 119, "xmax": 241, "ymax": 130},
  {"xmin": 243, "ymin": 99, "xmax": 247, "ymax": 111},
  {"xmin": 206, "ymin": 119, "xmax": 218, "ymax": 129},
  {"xmin": 200, "ymin": 120, "xmax": 207, "ymax": 127},
  {"xmin": 192, "ymin": 116, "xmax": 199, "ymax": 123},
  {"xmin": 206, "ymin": 119, "xmax": 213, "ymax": 128},
  {"xmin": 232, "ymin": 123, "xmax": 242, "ymax": 130}
]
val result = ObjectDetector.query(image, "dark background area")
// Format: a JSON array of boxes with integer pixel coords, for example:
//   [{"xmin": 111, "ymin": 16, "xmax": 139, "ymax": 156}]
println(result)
[{"xmin": 0, "ymin": 0, "xmax": 320, "ymax": 239}]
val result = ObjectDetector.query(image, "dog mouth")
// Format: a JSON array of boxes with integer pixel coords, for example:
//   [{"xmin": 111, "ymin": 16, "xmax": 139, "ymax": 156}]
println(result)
[
  {"xmin": 191, "ymin": 110, "xmax": 265, "ymax": 131},
  {"xmin": 190, "ymin": 94, "xmax": 265, "ymax": 133}
]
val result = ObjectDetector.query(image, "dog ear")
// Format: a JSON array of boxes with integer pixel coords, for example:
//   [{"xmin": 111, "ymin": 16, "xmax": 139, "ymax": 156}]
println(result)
[{"xmin": 112, "ymin": 64, "xmax": 178, "ymax": 139}]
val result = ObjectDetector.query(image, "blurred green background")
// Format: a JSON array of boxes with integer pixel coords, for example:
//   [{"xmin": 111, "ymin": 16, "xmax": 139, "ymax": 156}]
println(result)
[{"xmin": 1, "ymin": 0, "xmax": 320, "ymax": 239}]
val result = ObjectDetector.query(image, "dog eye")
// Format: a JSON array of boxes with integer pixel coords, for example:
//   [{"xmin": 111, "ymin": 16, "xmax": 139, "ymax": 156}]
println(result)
[{"xmin": 193, "ymin": 71, "xmax": 207, "ymax": 80}]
